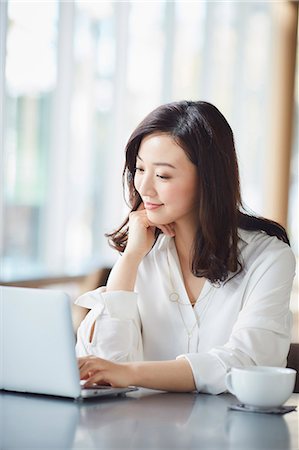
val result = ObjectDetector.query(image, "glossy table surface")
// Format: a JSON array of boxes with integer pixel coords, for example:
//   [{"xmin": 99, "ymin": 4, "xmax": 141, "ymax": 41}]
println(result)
[{"xmin": 0, "ymin": 389, "xmax": 298, "ymax": 449}]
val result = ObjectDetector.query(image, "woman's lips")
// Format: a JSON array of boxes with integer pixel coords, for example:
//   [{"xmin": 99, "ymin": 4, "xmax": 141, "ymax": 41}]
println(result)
[{"xmin": 144, "ymin": 202, "xmax": 163, "ymax": 210}]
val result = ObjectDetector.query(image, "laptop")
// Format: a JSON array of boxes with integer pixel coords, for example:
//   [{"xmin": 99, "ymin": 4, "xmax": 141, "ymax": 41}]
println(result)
[{"xmin": 0, "ymin": 285, "xmax": 137, "ymax": 400}]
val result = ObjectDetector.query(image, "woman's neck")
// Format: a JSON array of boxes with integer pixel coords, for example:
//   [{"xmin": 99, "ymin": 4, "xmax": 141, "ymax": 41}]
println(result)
[
  {"xmin": 173, "ymin": 218, "xmax": 206, "ymax": 304},
  {"xmin": 173, "ymin": 220, "xmax": 197, "ymax": 267}
]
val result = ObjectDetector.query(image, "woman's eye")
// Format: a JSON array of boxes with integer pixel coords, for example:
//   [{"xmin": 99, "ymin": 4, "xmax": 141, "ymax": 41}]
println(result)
[
  {"xmin": 157, "ymin": 174, "xmax": 170, "ymax": 180},
  {"xmin": 134, "ymin": 167, "xmax": 170, "ymax": 179}
]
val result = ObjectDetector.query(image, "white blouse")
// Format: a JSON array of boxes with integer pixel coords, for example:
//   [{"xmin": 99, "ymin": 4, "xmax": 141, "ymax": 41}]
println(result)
[{"xmin": 75, "ymin": 229, "xmax": 296, "ymax": 394}]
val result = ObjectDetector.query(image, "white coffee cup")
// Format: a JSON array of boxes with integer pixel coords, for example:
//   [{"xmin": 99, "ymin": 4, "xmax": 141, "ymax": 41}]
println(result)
[{"xmin": 225, "ymin": 366, "xmax": 296, "ymax": 409}]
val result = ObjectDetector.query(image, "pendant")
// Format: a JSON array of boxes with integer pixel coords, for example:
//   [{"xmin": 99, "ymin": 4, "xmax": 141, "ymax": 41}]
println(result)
[{"xmin": 169, "ymin": 292, "xmax": 180, "ymax": 302}]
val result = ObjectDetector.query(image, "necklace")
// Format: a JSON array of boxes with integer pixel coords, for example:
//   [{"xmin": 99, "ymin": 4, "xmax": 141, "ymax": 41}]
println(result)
[
  {"xmin": 167, "ymin": 249, "xmax": 196, "ymax": 306},
  {"xmin": 166, "ymin": 246, "xmax": 199, "ymax": 352}
]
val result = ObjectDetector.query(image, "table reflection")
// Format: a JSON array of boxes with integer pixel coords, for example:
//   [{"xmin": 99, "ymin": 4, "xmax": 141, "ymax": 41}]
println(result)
[
  {"xmin": 0, "ymin": 392, "xmax": 79, "ymax": 449},
  {"xmin": 226, "ymin": 411, "xmax": 290, "ymax": 449},
  {"xmin": 0, "ymin": 390, "xmax": 295, "ymax": 450}
]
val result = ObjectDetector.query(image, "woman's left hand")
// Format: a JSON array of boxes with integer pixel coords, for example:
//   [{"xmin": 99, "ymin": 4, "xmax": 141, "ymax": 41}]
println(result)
[
  {"xmin": 78, "ymin": 356, "xmax": 133, "ymax": 388},
  {"xmin": 78, "ymin": 356, "xmax": 196, "ymax": 392}
]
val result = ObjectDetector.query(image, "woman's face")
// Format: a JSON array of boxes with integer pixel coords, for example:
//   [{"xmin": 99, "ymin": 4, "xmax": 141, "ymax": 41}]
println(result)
[{"xmin": 134, "ymin": 133, "xmax": 199, "ymax": 227}]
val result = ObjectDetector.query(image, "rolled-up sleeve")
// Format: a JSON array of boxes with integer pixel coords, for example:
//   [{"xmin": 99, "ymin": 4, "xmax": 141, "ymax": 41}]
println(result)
[
  {"xmin": 177, "ymin": 245, "xmax": 296, "ymax": 394},
  {"xmin": 75, "ymin": 287, "xmax": 143, "ymax": 362}
]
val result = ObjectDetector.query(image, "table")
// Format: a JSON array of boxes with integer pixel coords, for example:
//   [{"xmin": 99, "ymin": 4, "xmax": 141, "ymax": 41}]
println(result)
[{"xmin": 1, "ymin": 389, "xmax": 298, "ymax": 449}]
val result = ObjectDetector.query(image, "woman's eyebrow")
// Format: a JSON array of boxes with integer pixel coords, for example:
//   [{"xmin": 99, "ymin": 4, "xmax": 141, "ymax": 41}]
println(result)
[{"xmin": 137, "ymin": 154, "xmax": 177, "ymax": 169}]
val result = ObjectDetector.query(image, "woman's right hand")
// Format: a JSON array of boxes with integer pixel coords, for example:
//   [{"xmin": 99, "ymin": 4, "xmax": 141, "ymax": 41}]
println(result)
[
  {"xmin": 106, "ymin": 204, "xmax": 175, "ymax": 292},
  {"xmin": 125, "ymin": 206, "xmax": 175, "ymax": 261}
]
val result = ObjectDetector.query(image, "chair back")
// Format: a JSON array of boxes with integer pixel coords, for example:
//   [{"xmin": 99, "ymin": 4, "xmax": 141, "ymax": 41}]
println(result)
[{"xmin": 287, "ymin": 343, "xmax": 299, "ymax": 393}]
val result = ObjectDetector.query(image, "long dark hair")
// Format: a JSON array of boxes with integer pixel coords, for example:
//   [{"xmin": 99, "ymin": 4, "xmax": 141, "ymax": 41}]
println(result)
[{"xmin": 106, "ymin": 100, "xmax": 289, "ymax": 284}]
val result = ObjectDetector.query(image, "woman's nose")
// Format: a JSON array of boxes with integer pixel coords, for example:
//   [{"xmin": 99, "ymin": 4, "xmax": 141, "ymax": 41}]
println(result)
[{"xmin": 138, "ymin": 175, "xmax": 156, "ymax": 197}]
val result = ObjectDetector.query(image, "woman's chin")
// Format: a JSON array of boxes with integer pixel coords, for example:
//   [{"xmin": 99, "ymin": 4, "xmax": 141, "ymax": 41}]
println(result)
[
  {"xmin": 147, "ymin": 216, "xmax": 173, "ymax": 227},
  {"xmin": 145, "ymin": 211, "xmax": 163, "ymax": 223}
]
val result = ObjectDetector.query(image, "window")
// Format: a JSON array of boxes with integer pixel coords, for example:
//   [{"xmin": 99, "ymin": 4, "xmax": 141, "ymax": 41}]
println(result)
[
  {"xmin": 0, "ymin": 1, "xmax": 297, "ymax": 282},
  {"xmin": 2, "ymin": 1, "xmax": 58, "ymax": 279}
]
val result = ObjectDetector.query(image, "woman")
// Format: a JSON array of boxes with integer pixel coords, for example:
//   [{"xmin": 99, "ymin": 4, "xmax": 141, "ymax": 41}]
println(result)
[{"xmin": 76, "ymin": 101, "xmax": 296, "ymax": 394}]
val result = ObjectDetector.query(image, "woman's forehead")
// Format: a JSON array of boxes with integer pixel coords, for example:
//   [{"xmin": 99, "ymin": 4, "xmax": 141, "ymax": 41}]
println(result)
[{"xmin": 138, "ymin": 133, "xmax": 188, "ymax": 164}]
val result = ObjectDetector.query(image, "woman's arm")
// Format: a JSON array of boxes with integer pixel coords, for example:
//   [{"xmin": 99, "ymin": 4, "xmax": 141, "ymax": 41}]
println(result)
[
  {"xmin": 78, "ymin": 356, "xmax": 196, "ymax": 392},
  {"xmin": 106, "ymin": 206, "xmax": 175, "ymax": 292},
  {"xmin": 106, "ymin": 253, "xmax": 142, "ymax": 292},
  {"xmin": 76, "ymin": 207, "xmax": 175, "ymax": 355}
]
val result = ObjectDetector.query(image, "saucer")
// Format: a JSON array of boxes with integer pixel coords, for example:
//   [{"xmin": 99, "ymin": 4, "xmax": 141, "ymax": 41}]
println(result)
[{"xmin": 228, "ymin": 403, "xmax": 297, "ymax": 415}]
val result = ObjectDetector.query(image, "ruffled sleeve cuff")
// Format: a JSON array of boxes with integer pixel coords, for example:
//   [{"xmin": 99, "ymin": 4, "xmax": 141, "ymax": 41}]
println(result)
[
  {"xmin": 176, "ymin": 352, "xmax": 228, "ymax": 394},
  {"xmin": 74, "ymin": 286, "xmax": 106, "ymax": 309},
  {"xmin": 75, "ymin": 287, "xmax": 139, "ymax": 321},
  {"xmin": 102, "ymin": 291, "xmax": 139, "ymax": 320}
]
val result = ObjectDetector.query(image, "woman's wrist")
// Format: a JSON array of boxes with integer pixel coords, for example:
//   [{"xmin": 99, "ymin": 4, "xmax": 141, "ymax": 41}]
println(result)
[
  {"xmin": 121, "ymin": 250, "xmax": 144, "ymax": 266},
  {"xmin": 106, "ymin": 252, "xmax": 142, "ymax": 292},
  {"xmin": 126, "ymin": 361, "xmax": 141, "ymax": 387},
  {"xmin": 126, "ymin": 359, "xmax": 196, "ymax": 392}
]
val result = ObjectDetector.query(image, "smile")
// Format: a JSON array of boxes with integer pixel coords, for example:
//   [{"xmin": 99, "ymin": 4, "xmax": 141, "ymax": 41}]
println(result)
[{"xmin": 144, "ymin": 202, "xmax": 163, "ymax": 211}]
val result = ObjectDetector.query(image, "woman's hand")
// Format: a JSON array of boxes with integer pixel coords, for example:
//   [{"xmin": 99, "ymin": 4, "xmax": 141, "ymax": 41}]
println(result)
[
  {"xmin": 78, "ymin": 356, "xmax": 196, "ymax": 392},
  {"xmin": 125, "ymin": 206, "xmax": 175, "ymax": 261},
  {"xmin": 106, "ymin": 204, "xmax": 175, "ymax": 292},
  {"xmin": 78, "ymin": 356, "xmax": 133, "ymax": 388}
]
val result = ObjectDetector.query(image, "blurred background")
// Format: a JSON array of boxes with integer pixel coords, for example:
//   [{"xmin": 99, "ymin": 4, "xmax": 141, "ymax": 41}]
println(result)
[{"xmin": 0, "ymin": 1, "xmax": 298, "ymax": 337}]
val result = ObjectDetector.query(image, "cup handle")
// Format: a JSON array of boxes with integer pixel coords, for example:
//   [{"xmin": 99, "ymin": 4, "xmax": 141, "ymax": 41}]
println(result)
[{"xmin": 225, "ymin": 371, "xmax": 235, "ymax": 395}]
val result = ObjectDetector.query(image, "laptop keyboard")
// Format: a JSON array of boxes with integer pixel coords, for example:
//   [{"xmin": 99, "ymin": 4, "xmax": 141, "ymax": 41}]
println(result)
[{"xmin": 80, "ymin": 381, "xmax": 112, "ymax": 390}]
